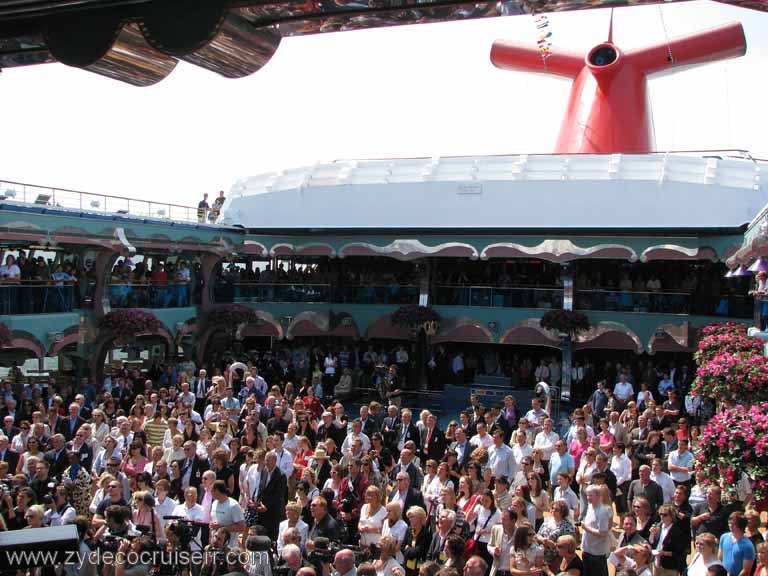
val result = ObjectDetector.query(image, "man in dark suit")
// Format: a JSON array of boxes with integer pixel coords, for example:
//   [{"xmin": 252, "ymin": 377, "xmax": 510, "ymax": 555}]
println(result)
[
  {"xmin": 45, "ymin": 433, "xmax": 69, "ymax": 478},
  {"xmin": 257, "ymin": 451, "xmax": 287, "ymax": 540},
  {"xmin": 0, "ymin": 435, "xmax": 19, "ymax": 473},
  {"xmin": 381, "ymin": 405, "xmax": 401, "ymax": 453},
  {"xmin": 58, "ymin": 403, "xmax": 86, "ymax": 442},
  {"xmin": 178, "ymin": 441, "xmax": 209, "ymax": 491},
  {"xmin": 420, "ymin": 413, "xmax": 447, "ymax": 463},
  {"xmin": 1, "ymin": 415, "xmax": 19, "ymax": 441},
  {"xmin": 307, "ymin": 496, "xmax": 342, "ymax": 545},
  {"xmin": 358, "ymin": 405, "xmax": 377, "ymax": 438},
  {"xmin": 450, "ymin": 427, "xmax": 472, "ymax": 471},
  {"xmin": 394, "ymin": 409, "xmax": 420, "ymax": 453},
  {"xmin": 388, "ymin": 471, "xmax": 425, "ymax": 523},
  {"xmin": 390, "ymin": 447, "xmax": 422, "ymax": 489},
  {"xmin": 194, "ymin": 369, "xmax": 211, "ymax": 412}
]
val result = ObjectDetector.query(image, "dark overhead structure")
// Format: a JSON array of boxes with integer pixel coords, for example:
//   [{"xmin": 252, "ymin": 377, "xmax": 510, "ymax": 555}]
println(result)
[{"xmin": 0, "ymin": 0, "xmax": 764, "ymax": 86}]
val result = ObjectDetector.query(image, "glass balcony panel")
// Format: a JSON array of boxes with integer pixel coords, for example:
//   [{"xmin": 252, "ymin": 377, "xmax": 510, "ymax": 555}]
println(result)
[
  {"xmin": 108, "ymin": 284, "xmax": 195, "ymax": 308},
  {"xmin": 0, "ymin": 283, "xmax": 78, "ymax": 314}
]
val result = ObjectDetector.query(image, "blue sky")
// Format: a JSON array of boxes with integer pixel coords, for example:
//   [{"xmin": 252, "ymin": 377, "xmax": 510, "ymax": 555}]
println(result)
[{"xmin": 0, "ymin": 0, "xmax": 765, "ymax": 207}]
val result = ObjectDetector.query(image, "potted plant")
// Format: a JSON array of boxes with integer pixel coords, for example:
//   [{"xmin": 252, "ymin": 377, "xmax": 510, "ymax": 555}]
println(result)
[
  {"xmin": 98, "ymin": 310, "xmax": 160, "ymax": 344},
  {"xmin": 539, "ymin": 309, "xmax": 590, "ymax": 337}
]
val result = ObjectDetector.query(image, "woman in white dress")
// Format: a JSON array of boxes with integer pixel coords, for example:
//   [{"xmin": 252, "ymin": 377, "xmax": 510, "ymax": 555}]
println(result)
[
  {"xmin": 91, "ymin": 410, "xmax": 111, "ymax": 446},
  {"xmin": 359, "ymin": 485, "xmax": 388, "ymax": 548}
]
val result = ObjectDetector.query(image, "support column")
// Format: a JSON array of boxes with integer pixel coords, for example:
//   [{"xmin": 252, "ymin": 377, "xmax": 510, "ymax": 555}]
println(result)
[
  {"xmin": 200, "ymin": 253, "xmax": 222, "ymax": 308},
  {"xmin": 560, "ymin": 265, "xmax": 574, "ymax": 401},
  {"xmin": 92, "ymin": 249, "xmax": 117, "ymax": 317}
]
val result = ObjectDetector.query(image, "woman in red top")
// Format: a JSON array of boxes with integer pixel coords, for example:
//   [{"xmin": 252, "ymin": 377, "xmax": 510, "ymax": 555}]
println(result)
[
  {"xmin": 293, "ymin": 435, "xmax": 314, "ymax": 480},
  {"xmin": 303, "ymin": 387, "xmax": 324, "ymax": 419}
]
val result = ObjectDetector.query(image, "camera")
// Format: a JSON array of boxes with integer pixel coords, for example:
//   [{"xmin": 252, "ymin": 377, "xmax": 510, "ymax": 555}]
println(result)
[
  {"xmin": 308, "ymin": 538, "xmax": 340, "ymax": 564},
  {"xmin": 165, "ymin": 517, "xmax": 199, "ymax": 550}
]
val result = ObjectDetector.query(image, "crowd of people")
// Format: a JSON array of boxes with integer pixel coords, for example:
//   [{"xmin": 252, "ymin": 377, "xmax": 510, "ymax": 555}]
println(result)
[{"xmin": 0, "ymin": 354, "xmax": 765, "ymax": 576}]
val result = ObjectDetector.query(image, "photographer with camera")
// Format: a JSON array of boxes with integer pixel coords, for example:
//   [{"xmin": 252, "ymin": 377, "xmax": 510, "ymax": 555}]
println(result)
[
  {"xmin": 29, "ymin": 459, "xmax": 55, "ymax": 503},
  {"xmin": 132, "ymin": 491, "xmax": 163, "ymax": 544},
  {"xmin": 201, "ymin": 527, "xmax": 247, "ymax": 576},
  {"xmin": 114, "ymin": 535, "xmax": 156, "ymax": 576},
  {"xmin": 3, "ymin": 485, "xmax": 35, "ymax": 530},
  {"xmin": 43, "ymin": 484, "xmax": 76, "ymax": 526},
  {"xmin": 278, "ymin": 544, "xmax": 314, "ymax": 576}
]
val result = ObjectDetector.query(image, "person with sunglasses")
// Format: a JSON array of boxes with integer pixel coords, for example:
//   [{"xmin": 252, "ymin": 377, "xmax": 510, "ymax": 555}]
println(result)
[{"xmin": 649, "ymin": 504, "xmax": 687, "ymax": 576}]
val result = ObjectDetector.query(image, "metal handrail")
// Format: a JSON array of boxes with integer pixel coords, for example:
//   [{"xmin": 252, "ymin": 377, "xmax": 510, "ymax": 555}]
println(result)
[
  {"xmin": 436, "ymin": 284, "xmax": 562, "ymax": 290},
  {"xmin": 0, "ymin": 179, "xmax": 206, "ymax": 224}
]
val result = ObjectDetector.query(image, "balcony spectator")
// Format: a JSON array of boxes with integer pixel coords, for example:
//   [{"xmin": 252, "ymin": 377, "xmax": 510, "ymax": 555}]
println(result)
[{"xmin": 197, "ymin": 193, "xmax": 209, "ymax": 223}]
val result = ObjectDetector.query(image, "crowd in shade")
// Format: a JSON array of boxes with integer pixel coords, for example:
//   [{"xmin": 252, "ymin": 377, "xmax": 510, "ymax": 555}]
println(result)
[{"xmin": 0, "ymin": 352, "xmax": 765, "ymax": 576}]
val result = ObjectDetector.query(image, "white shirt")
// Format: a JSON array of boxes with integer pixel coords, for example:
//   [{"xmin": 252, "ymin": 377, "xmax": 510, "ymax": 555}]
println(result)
[
  {"xmin": 0, "ymin": 264, "xmax": 20, "ymax": 278},
  {"xmin": 155, "ymin": 496, "xmax": 178, "ymax": 540},
  {"xmin": 553, "ymin": 486, "xmax": 580, "ymax": 520},
  {"xmin": 650, "ymin": 471, "xmax": 676, "ymax": 504},
  {"xmin": 358, "ymin": 504, "xmax": 388, "ymax": 547},
  {"xmin": 381, "ymin": 519, "xmax": 409, "ymax": 563},
  {"xmin": 171, "ymin": 502, "xmax": 204, "ymax": 550},
  {"xmin": 533, "ymin": 430, "xmax": 559, "ymax": 460},
  {"xmin": 610, "ymin": 453, "xmax": 633, "ymax": 486},
  {"xmin": 614, "ymin": 381, "xmax": 634, "ymax": 402},
  {"xmin": 341, "ymin": 432, "xmax": 371, "ymax": 454},
  {"xmin": 272, "ymin": 449, "xmax": 294, "ymax": 478},
  {"xmin": 277, "ymin": 519, "xmax": 308, "ymax": 555},
  {"xmin": 211, "ymin": 496, "xmax": 245, "ymax": 547},
  {"xmin": 489, "ymin": 444, "xmax": 516, "ymax": 481},
  {"xmin": 471, "ymin": 432, "xmax": 493, "ymax": 450},
  {"xmin": 512, "ymin": 443, "xmax": 532, "ymax": 467},
  {"xmin": 581, "ymin": 503, "xmax": 612, "ymax": 556}
]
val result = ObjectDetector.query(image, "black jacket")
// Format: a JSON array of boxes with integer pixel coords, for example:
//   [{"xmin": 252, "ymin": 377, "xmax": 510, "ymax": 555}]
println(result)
[
  {"xmin": 308, "ymin": 512, "xmax": 342, "ymax": 543},
  {"xmin": 402, "ymin": 525, "xmax": 432, "ymax": 574},
  {"xmin": 649, "ymin": 523, "xmax": 687, "ymax": 572},
  {"xmin": 419, "ymin": 427, "xmax": 447, "ymax": 463},
  {"xmin": 387, "ymin": 487, "xmax": 426, "ymax": 522}
]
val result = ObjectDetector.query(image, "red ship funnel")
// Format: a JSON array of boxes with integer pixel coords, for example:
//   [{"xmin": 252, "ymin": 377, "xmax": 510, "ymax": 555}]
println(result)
[{"xmin": 491, "ymin": 21, "xmax": 746, "ymax": 154}]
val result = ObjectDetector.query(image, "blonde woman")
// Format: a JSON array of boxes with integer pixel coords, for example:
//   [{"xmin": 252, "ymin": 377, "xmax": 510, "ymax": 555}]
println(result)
[
  {"xmin": 375, "ymin": 535, "xmax": 404, "ymax": 576},
  {"xmin": 359, "ymin": 485, "xmax": 388, "ymax": 547},
  {"xmin": 131, "ymin": 490, "xmax": 163, "ymax": 544}
]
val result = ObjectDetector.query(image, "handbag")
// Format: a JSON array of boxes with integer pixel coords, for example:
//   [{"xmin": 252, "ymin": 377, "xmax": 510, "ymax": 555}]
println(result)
[{"xmin": 463, "ymin": 512, "xmax": 492, "ymax": 561}]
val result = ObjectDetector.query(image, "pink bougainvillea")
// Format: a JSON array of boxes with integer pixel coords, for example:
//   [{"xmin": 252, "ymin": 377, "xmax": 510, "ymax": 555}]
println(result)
[
  {"xmin": 696, "ymin": 402, "xmax": 768, "ymax": 504},
  {"xmin": 693, "ymin": 352, "xmax": 768, "ymax": 404}
]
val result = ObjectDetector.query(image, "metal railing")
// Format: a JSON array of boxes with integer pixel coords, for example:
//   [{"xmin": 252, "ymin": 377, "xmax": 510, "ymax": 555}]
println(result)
[
  {"xmin": 108, "ymin": 283, "xmax": 196, "ymax": 308},
  {"xmin": 213, "ymin": 282, "xmax": 420, "ymax": 305},
  {"xmin": 434, "ymin": 285, "xmax": 564, "ymax": 309},
  {"xmin": 575, "ymin": 289, "xmax": 753, "ymax": 318},
  {"xmin": 0, "ymin": 283, "xmax": 78, "ymax": 314},
  {"xmin": 0, "ymin": 179, "xmax": 208, "ymax": 224}
]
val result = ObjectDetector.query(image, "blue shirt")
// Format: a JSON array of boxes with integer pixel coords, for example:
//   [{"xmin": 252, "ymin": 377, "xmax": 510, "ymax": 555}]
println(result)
[
  {"xmin": 549, "ymin": 451, "xmax": 575, "ymax": 487},
  {"xmin": 720, "ymin": 533, "xmax": 755, "ymax": 576}
]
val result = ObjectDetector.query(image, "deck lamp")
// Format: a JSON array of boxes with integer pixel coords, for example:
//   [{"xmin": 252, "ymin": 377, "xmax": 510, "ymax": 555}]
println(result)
[
  {"xmin": 748, "ymin": 258, "xmax": 768, "ymax": 273},
  {"xmin": 733, "ymin": 266, "xmax": 752, "ymax": 277},
  {"xmin": 725, "ymin": 269, "xmax": 734, "ymax": 278}
]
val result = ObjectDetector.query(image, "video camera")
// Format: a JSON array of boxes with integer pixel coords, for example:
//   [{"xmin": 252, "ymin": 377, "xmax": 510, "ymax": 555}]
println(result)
[{"xmin": 163, "ymin": 516, "xmax": 200, "ymax": 550}]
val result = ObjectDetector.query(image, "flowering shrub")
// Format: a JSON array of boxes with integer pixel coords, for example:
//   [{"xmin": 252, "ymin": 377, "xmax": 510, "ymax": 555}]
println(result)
[
  {"xmin": 539, "ymin": 309, "xmax": 590, "ymax": 336},
  {"xmin": 207, "ymin": 304, "xmax": 258, "ymax": 326},
  {"xmin": 696, "ymin": 402, "xmax": 768, "ymax": 504},
  {"xmin": 98, "ymin": 310, "xmax": 160, "ymax": 342},
  {"xmin": 693, "ymin": 352, "xmax": 768, "ymax": 404},
  {"xmin": 695, "ymin": 332, "xmax": 764, "ymax": 364},
  {"xmin": 391, "ymin": 305, "xmax": 440, "ymax": 328},
  {"xmin": 698, "ymin": 322, "xmax": 749, "ymax": 338},
  {"xmin": 0, "ymin": 322, "xmax": 11, "ymax": 347}
]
